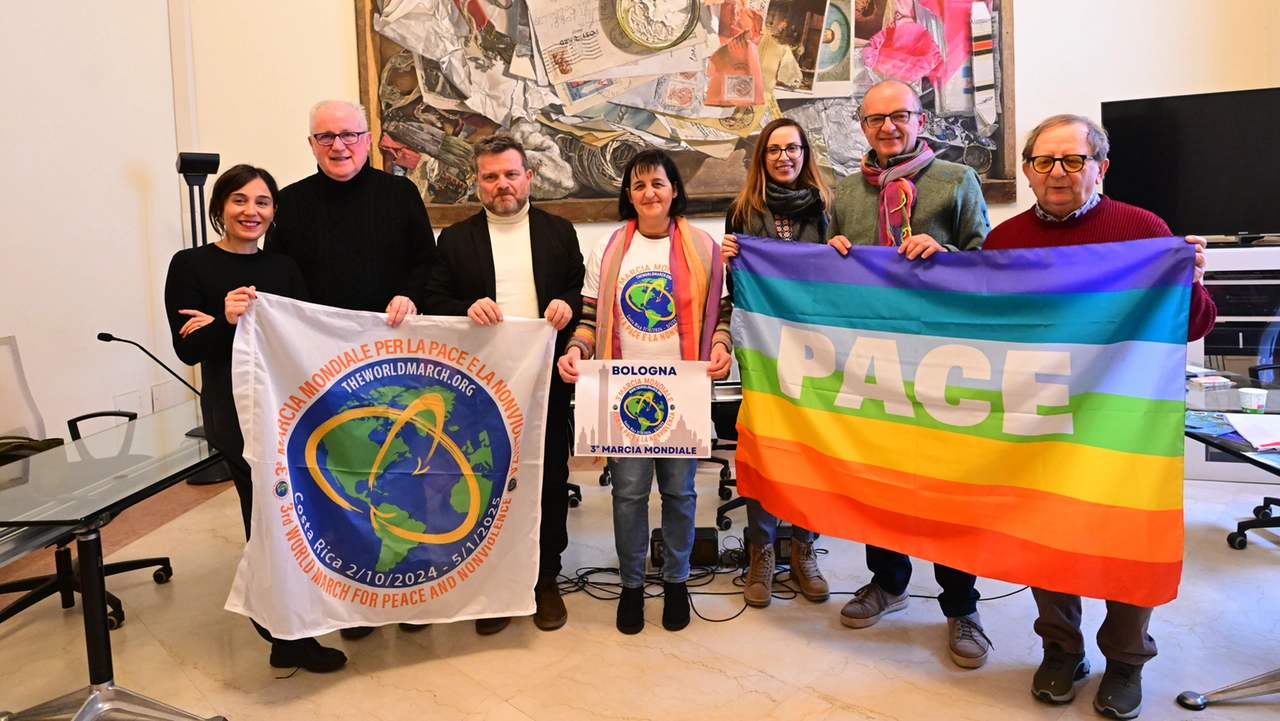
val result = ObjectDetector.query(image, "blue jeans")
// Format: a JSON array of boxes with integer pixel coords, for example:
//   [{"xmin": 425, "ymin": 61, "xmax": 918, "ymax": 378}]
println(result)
[
  {"xmin": 610, "ymin": 456, "xmax": 697, "ymax": 588},
  {"xmin": 745, "ymin": 498, "xmax": 816, "ymax": 547}
]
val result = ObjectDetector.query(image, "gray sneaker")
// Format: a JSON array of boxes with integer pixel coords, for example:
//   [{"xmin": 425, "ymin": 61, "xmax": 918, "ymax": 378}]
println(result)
[
  {"xmin": 1094, "ymin": 661, "xmax": 1143, "ymax": 719},
  {"xmin": 743, "ymin": 543, "xmax": 775, "ymax": 608},
  {"xmin": 1032, "ymin": 642, "xmax": 1090, "ymax": 703},
  {"xmin": 947, "ymin": 612, "xmax": 991, "ymax": 668},
  {"xmin": 840, "ymin": 582, "xmax": 908, "ymax": 628}
]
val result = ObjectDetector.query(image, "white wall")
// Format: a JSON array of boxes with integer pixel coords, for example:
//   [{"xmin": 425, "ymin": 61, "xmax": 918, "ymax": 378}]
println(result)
[
  {"xmin": 185, "ymin": 0, "xmax": 359, "ymax": 186},
  {"xmin": 1000, "ymin": 0, "xmax": 1280, "ymax": 224},
  {"xmin": 0, "ymin": 1, "xmax": 191, "ymax": 431}
]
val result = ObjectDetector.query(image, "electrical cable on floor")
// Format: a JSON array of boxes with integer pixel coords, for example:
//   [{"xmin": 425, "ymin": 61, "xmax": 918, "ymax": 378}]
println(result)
[{"xmin": 560, "ymin": 535, "xmax": 1029, "ymax": 620}]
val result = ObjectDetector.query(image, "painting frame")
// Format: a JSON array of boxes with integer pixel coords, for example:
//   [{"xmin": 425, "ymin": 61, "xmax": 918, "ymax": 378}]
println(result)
[{"xmin": 355, "ymin": 0, "xmax": 1016, "ymax": 226}]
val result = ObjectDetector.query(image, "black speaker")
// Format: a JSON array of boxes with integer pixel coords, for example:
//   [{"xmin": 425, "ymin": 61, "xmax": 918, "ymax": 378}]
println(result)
[
  {"xmin": 649, "ymin": 527, "xmax": 719, "ymax": 568},
  {"xmin": 176, "ymin": 152, "xmax": 221, "ymax": 176}
]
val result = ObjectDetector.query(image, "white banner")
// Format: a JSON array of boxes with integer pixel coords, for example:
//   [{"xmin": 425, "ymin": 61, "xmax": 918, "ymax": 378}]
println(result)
[
  {"xmin": 573, "ymin": 360, "xmax": 711, "ymax": 458},
  {"xmin": 228, "ymin": 294, "xmax": 553, "ymax": 639}
]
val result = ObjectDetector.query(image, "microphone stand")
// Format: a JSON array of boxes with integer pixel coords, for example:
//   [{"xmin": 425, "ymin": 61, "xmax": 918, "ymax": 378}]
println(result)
[
  {"xmin": 97, "ymin": 333, "xmax": 229, "ymax": 485},
  {"xmin": 97, "ymin": 333, "xmax": 198, "ymax": 396}
]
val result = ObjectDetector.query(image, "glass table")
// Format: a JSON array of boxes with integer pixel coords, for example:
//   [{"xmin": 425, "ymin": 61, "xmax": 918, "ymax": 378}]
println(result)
[
  {"xmin": 1178, "ymin": 371, "xmax": 1280, "ymax": 711},
  {"xmin": 0, "ymin": 400, "xmax": 226, "ymax": 721}
]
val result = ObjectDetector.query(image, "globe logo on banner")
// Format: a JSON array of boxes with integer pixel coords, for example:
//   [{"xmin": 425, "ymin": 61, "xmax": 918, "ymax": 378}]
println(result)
[
  {"xmin": 615, "ymin": 382, "xmax": 673, "ymax": 439},
  {"xmin": 285, "ymin": 357, "xmax": 510, "ymax": 589},
  {"xmin": 620, "ymin": 270, "xmax": 677, "ymax": 334}
]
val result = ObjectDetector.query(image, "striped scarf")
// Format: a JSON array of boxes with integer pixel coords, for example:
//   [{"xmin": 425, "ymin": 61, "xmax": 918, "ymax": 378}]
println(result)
[
  {"xmin": 860, "ymin": 140, "xmax": 936, "ymax": 246},
  {"xmin": 595, "ymin": 217, "xmax": 723, "ymax": 361}
]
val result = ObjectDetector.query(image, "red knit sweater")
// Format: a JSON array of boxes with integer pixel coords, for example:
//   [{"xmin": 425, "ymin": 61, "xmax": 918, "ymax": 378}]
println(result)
[{"xmin": 984, "ymin": 196, "xmax": 1217, "ymax": 340}]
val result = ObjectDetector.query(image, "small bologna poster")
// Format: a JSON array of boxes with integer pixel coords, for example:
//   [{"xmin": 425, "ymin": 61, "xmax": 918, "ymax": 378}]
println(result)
[
  {"xmin": 573, "ymin": 360, "xmax": 712, "ymax": 458},
  {"xmin": 228, "ymin": 293, "xmax": 554, "ymax": 639}
]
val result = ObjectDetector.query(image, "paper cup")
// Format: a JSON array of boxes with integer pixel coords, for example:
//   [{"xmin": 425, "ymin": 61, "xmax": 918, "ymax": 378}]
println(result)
[{"xmin": 1240, "ymin": 387, "xmax": 1268, "ymax": 414}]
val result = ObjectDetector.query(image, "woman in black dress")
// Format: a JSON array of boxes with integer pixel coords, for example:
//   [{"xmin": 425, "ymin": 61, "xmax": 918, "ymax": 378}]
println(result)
[{"xmin": 163, "ymin": 164, "xmax": 344, "ymax": 672}]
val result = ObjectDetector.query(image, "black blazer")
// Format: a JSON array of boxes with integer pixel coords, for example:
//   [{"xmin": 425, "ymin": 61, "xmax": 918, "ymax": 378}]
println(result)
[{"xmin": 422, "ymin": 204, "xmax": 585, "ymax": 358}]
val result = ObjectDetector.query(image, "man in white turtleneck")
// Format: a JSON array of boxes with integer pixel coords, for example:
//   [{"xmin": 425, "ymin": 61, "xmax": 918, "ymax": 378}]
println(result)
[{"xmin": 423, "ymin": 134, "xmax": 585, "ymax": 635}]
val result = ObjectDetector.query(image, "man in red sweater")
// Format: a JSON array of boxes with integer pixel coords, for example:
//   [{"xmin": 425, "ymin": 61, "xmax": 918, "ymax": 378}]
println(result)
[{"xmin": 986, "ymin": 114, "xmax": 1217, "ymax": 720}]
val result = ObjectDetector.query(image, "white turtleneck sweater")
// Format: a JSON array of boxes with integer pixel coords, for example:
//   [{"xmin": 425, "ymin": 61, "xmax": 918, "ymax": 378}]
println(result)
[{"xmin": 486, "ymin": 201, "xmax": 540, "ymax": 319}]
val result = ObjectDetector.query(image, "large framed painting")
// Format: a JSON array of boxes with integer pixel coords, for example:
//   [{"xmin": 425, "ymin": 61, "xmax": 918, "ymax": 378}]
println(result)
[{"xmin": 355, "ymin": 0, "xmax": 1016, "ymax": 225}]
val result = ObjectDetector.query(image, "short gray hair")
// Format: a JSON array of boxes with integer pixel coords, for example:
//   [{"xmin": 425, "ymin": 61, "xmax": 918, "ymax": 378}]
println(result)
[
  {"xmin": 1022, "ymin": 114, "xmax": 1110, "ymax": 162},
  {"xmin": 309, "ymin": 100, "xmax": 369, "ymax": 132}
]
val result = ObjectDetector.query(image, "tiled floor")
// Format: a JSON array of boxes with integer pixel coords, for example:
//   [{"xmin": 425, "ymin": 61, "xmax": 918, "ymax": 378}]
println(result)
[{"xmin": 2, "ymin": 469, "xmax": 1278, "ymax": 720}]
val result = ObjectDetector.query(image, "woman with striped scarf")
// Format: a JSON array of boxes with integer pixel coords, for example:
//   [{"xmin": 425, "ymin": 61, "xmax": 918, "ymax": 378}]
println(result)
[
  {"xmin": 557, "ymin": 149, "xmax": 733, "ymax": 635},
  {"xmin": 721, "ymin": 118, "xmax": 833, "ymax": 609}
]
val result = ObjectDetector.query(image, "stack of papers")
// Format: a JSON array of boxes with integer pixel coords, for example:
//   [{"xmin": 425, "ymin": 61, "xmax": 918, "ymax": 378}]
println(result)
[
  {"xmin": 1189, "ymin": 376, "xmax": 1234, "ymax": 390},
  {"xmin": 1225, "ymin": 413, "xmax": 1280, "ymax": 450},
  {"xmin": 1186, "ymin": 364, "xmax": 1215, "ymax": 378}
]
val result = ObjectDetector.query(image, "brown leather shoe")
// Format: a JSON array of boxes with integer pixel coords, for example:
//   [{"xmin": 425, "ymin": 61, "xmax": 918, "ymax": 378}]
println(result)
[
  {"xmin": 475, "ymin": 616, "xmax": 511, "ymax": 635},
  {"xmin": 789, "ymin": 539, "xmax": 829, "ymax": 602},
  {"xmin": 533, "ymin": 575, "xmax": 568, "ymax": 631},
  {"xmin": 743, "ymin": 543, "xmax": 775, "ymax": 607}
]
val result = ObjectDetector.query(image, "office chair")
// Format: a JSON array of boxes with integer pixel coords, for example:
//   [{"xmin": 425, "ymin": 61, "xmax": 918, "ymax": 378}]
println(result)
[
  {"xmin": 1226, "ymin": 363, "xmax": 1280, "ymax": 549},
  {"xmin": 565, "ymin": 416, "xmax": 583, "ymax": 508},
  {"xmin": 0, "ymin": 336, "xmax": 173, "ymax": 630},
  {"xmin": 1248, "ymin": 363, "xmax": 1280, "ymax": 383},
  {"xmin": 711, "ymin": 396, "xmax": 742, "ymax": 531}
]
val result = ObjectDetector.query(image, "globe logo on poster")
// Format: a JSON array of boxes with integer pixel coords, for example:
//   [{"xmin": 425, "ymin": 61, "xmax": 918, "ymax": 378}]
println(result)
[
  {"xmin": 614, "ymin": 382, "xmax": 673, "ymax": 438},
  {"xmin": 283, "ymin": 356, "xmax": 511, "ymax": 589},
  {"xmin": 620, "ymin": 270, "xmax": 677, "ymax": 335}
]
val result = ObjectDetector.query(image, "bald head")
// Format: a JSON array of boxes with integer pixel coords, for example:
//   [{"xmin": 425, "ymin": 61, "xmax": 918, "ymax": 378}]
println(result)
[
  {"xmin": 860, "ymin": 80, "xmax": 922, "ymax": 117},
  {"xmin": 858, "ymin": 81, "xmax": 926, "ymax": 166}
]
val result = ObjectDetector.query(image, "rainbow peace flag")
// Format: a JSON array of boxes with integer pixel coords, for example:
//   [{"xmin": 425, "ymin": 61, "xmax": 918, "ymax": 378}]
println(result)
[{"xmin": 730, "ymin": 236, "xmax": 1191, "ymax": 607}]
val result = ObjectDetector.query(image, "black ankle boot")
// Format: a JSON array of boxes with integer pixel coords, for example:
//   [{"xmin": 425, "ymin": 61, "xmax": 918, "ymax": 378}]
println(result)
[
  {"xmin": 662, "ymin": 581, "xmax": 690, "ymax": 631},
  {"xmin": 269, "ymin": 637, "xmax": 347, "ymax": 673},
  {"xmin": 617, "ymin": 586, "xmax": 645, "ymax": 634}
]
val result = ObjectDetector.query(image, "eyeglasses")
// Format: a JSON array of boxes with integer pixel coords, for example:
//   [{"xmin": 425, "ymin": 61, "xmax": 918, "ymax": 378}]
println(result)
[
  {"xmin": 311, "ymin": 131, "xmax": 369, "ymax": 146},
  {"xmin": 860, "ymin": 110, "xmax": 921, "ymax": 129},
  {"xmin": 1028, "ymin": 154, "xmax": 1095, "ymax": 174},
  {"xmin": 765, "ymin": 144, "xmax": 805, "ymax": 159}
]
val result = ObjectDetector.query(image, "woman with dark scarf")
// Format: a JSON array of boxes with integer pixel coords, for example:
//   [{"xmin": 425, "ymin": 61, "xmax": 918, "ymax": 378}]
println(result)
[{"xmin": 721, "ymin": 117, "xmax": 833, "ymax": 610}]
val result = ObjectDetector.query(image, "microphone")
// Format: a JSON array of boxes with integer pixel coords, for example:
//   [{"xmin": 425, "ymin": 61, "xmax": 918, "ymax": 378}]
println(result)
[
  {"xmin": 97, "ymin": 333, "xmax": 230, "ymax": 485},
  {"xmin": 97, "ymin": 333, "xmax": 200, "ymax": 396}
]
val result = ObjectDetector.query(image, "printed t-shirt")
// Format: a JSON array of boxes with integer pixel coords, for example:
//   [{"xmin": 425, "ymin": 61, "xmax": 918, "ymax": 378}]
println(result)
[{"xmin": 583, "ymin": 229, "xmax": 725, "ymax": 361}]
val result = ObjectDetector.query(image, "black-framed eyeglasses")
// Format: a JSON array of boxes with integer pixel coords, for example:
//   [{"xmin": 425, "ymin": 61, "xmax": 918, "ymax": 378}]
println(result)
[
  {"xmin": 1028, "ymin": 154, "xmax": 1095, "ymax": 174},
  {"xmin": 311, "ymin": 131, "xmax": 369, "ymax": 146},
  {"xmin": 861, "ymin": 110, "xmax": 921, "ymax": 129},
  {"xmin": 765, "ymin": 144, "xmax": 805, "ymax": 159}
]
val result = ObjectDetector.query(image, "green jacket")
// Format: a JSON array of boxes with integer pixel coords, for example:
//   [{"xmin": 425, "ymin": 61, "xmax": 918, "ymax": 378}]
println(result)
[{"xmin": 827, "ymin": 157, "xmax": 989, "ymax": 251}]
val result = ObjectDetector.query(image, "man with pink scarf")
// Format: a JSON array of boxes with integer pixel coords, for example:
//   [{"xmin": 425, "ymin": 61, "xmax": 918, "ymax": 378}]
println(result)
[{"xmin": 826, "ymin": 80, "xmax": 991, "ymax": 668}]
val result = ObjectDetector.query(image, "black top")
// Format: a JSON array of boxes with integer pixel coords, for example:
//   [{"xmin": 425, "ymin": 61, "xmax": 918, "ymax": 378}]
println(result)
[
  {"xmin": 163, "ymin": 243, "xmax": 308, "ymax": 458},
  {"xmin": 423, "ymin": 205, "xmax": 585, "ymax": 359},
  {"xmin": 724, "ymin": 201, "xmax": 828, "ymax": 245},
  {"xmin": 266, "ymin": 162, "xmax": 436, "ymax": 312},
  {"xmin": 724, "ymin": 200, "xmax": 828, "ymax": 297}
]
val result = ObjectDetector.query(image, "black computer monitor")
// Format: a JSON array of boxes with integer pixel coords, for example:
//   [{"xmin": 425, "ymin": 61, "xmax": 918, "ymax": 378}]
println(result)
[{"xmin": 1101, "ymin": 87, "xmax": 1280, "ymax": 239}]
